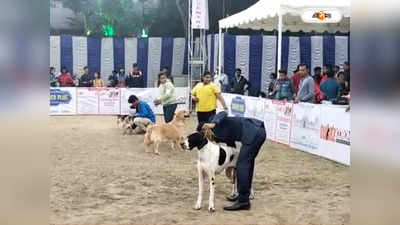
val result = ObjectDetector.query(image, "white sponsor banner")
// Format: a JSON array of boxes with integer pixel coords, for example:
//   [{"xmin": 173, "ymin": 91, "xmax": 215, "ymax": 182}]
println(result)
[
  {"xmin": 264, "ymin": 99, "xmax": 277, "ymax": 142},
  {"xmin": 50, "ymin": 87, "xmax": 77, "ymax": 115},
  {"xmin": 76, "ymin": 88, "xmax": 99, "ymax": 115},
  {"xmin": 120, "ymin": 88, "xmax": 189, "ymax": 115},
  {"xmin": 192, "ymin": 0, "xmax": 209, "ymax": 29},
  {"xmin": 245, "ymin": 96, "xmax": 264, "ymax": 121},
  {"xmin": 290, "ymin": 103, "xmax": 321, "ymax": 153},
  {"xmin": 319, "ymin": 105, "xmax": 350, "ymax": 165},
  {"xmin": 219, "ymin": 93, "xmax": 264, "ymax": 121},
  {"xmin": 274, "ymin": 100, "xmax": 293, "ymax": 145},
  {"xmin": 98, "ymin": 88, "xmax": 121, "ymax": 115}
]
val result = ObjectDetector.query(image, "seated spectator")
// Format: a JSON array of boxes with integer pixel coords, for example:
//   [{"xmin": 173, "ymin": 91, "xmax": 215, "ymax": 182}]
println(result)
[
  {"xmin": 274, "ymin": 69, "xmax": 295, "ymax": 101},
  {"xmin": 294, "ymin": 64, "xmax": 314, "ymax": 103},
  {"xmin": 79, "ymin": 66, "xmax": 93, "ymax": 87},
  {"xmin": 313, "ymin": 74, "xmax": 324, "ymax": 104},
  {"xmin": 338, "ymin": 71, "xmax": 349, "ymax": 96},
  {"xmin": 58, "ymin": 67, "xmax": 74, "ymax": 87},
  {"xmin": 93, "ymin": 72, "xmax": 104, "ymax": 87},
  {"xmin": 291, "ymin": 65, "xmax": 301, "ymax": 94},
  {"xmin": 128, "ymin": 63, "xmax": 144, "ymax": 87},
  {"xmin": 344, "ymin": 61, "xmax": 350, "ymax": 90},
  {"xmin": 117, "ymin": 68, "xmax": 127, "ymax": 87},
  {"xmin": 107, "ymin": 70, "xmax": 118, "ymax": 87},
  {"xmin": 320, "ymin": 70, "xmax": 340, "ymax": 101},
  {"xmin": 267, "ymin": 73, "xmax": 277, "ymax": 99},
  {"xmin": 128, "ymin": 95, "xmax": 155, "ymax": 134},
  {"xmin": 49, "ymin": 67, "xmax": 58, "ymax": 87}
]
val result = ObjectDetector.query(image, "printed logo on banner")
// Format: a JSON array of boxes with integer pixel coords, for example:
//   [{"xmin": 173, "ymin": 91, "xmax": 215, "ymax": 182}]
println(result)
[
  {"xmin": 50, "ymin": 89, "xmax": 72, "ymax": 106},
  {"xmin": 320, "ymin": 124, "xmax": 350, "ymax": 146},
  {"xmin": 231, "ymin": 96, "xmax": 246, "ymax": 117}
]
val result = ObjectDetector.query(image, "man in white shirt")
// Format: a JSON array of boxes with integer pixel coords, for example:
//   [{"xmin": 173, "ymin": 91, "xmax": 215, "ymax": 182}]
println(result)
[{"xmin": 213, "ymin": 67, "xmax": 229, "ymax": 93}]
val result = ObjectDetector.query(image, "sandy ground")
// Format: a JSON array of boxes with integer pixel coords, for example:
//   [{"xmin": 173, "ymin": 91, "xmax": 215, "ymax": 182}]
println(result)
[{"xmin": 50, "ymin": 116, "xmax": 350, "ymax": 225}]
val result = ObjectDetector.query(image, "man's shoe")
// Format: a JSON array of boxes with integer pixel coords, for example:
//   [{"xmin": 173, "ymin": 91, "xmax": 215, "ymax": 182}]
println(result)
[
  {"xmin": 223, "ymin": 201, "xmax": 251, "ymax": 211},
  {"xmin": 226, "ymin": 193, "xmax": 239, "ymax": 202}
]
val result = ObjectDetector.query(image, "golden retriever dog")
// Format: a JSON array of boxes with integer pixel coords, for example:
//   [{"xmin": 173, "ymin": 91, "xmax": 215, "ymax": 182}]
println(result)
[{"xmin": 144, "ymin": 110, "xmax": 187, "ymax": 155}]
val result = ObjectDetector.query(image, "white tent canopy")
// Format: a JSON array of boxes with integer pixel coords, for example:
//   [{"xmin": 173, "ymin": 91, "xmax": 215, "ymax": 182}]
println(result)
[{"xmin": 217, "ymin": 0, "xmax": 350, "ymax": 72}]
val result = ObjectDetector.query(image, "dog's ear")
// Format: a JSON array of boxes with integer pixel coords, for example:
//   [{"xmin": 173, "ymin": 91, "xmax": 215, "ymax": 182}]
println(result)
[{"xmin": 197, "ymin": 122, "xmax": 206, "ymax": 132}]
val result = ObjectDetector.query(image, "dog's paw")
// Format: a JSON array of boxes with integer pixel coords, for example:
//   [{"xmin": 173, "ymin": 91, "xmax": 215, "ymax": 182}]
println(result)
[
  {"xmin": 208, "ymin": 206, "xmax": 215, "ymax": 212},
  {"xmin": 249, "ymin": 193, "xmax": 255, "ymax": 200},
  {"xmin": 194, "ymin": 203, "xmax": 201, "ymax": 210}
]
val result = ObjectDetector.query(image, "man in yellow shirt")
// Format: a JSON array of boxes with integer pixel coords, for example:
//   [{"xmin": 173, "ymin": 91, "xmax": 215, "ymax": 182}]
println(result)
[{"xmin": 191, "ymin": 71, "xmax": 228, "ymax": 124}]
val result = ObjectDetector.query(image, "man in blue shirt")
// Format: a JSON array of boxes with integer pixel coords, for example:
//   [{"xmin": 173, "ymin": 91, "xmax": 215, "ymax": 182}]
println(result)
[
  {"xmin": 128, "ymin": 95, "xmax": 155, "ymax": 134},
  {"xmin": 320, "ymin": 70, "xmax": 340, "ymax": 101}
]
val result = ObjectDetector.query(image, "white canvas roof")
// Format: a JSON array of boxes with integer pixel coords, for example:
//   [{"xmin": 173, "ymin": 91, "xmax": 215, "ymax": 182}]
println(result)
[{"xmin": 219, "ymin": 0, "xmax": 350, "ymax": 32}]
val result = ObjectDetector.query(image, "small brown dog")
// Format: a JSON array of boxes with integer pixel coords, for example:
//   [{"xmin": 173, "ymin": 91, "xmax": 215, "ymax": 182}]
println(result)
[{"xmin": 144, "ymin": 110, "xmax": 187, "ymax": 155}]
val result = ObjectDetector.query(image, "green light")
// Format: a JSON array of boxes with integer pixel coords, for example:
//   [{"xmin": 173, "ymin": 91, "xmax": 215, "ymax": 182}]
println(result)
[
  {"xmin": 103, "ymin": 25, "xmax": 115, "ymax": 37},
  {"xmin": 141, "ymin": 28, "xmax": 148, "ymax": 38}
]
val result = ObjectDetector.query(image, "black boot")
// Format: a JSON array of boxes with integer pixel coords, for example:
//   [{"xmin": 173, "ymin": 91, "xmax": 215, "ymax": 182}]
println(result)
[{"xmin": 223, "ymin": 201, "xmax": 251, "ymax": 211}]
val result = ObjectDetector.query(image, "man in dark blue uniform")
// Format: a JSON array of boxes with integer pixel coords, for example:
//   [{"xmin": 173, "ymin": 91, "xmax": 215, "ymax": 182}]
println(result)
[{"xmin": 201, "ymin": 111, "xmax": 266, "ymax": 211}]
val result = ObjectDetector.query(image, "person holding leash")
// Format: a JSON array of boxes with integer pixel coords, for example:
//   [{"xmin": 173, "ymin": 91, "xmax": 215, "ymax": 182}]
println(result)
[{"xmin": 201, "ymin": 111, "xmax": 266, "ymax": 211}]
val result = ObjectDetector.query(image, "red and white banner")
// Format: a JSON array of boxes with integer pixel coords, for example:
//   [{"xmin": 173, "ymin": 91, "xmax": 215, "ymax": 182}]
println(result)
[
  {"xmin": 274, "ymin": 100, "xmax": 294, "ymax": 145},
  {"xmin": 77, "ymin": 88, "xmax": 99, "ymax": 115},
  {"xmin": 98, "ymin": 88, "xmax": 121, "ymax": 114},
  {"xmin": 319, "ymin": 105, "xmax": 350, "ymax": 165},
  {"xmin": 192, "ymin": 0, "xmax": 209, "ymax": 29},
  {"xmin": 290, "ymin": 103, "xmax": 321, "ymax": 153},
  {"xmin": 263, "ymin": 99, "xmax": 277, "ymax": 142}
]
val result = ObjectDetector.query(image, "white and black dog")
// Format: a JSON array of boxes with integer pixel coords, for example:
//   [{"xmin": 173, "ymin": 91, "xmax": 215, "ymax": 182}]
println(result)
[{"xmin": 181, "ymin": 131, "xmax": 253, "ymax": 212}]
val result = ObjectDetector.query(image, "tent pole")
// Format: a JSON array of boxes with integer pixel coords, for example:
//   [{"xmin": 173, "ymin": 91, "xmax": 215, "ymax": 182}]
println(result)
[
  {"xmin": 218, "ymin": 26, "xmax": 222, "ymax": 76},
  {"xmin": 277, "ymin": 7, "xmax": 282, "ymax": 72}
]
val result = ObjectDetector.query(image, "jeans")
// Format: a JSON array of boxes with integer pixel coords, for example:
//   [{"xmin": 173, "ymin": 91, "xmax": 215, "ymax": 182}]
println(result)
[
  {"xmin": 163, "ymin": 103, "xmax": 178, "ymax": 123},
  {"xmin": 197, "ymin": 110, "xmax": 216, "ymax": 124}
]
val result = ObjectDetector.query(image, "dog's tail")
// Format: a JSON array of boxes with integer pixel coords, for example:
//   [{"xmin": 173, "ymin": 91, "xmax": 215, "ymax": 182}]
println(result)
[{"xmin": 144, "ymin": 125, "xmax": 154, "ymax": 146}]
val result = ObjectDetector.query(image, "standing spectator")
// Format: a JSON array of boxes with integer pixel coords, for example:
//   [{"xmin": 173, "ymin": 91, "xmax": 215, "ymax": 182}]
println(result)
[
  {"xmin": 49, "ymin": 67, "xmax": 58, "ymax": 87},
  {"xmin": 127, "ymin": 63, "xmax": 144, "ymax": 88},
  {"xmin": 79, "ymin": 66, "xmax": 93, "ymax": 87},
  {"xmin": 230, "ymin": 68, "xmax": 250, "ymax": 95},
  {"xmin": 58, "ymin": 67, "xmax": 74, "ymax": 87},
  {"xmin": 108, "ymin": 70, "xmax": 118, "ymax": 87},
  {"xmin": 338, "ymin": 71, "xmax": 349, "ymax": 96},
  {"xmin": 213, "ymin": 67, "xmax": 229, "ymax": 93},
  {"xmin": 294, "ymin": 64, "xmax": 314, "ymax": 103},
  {"xmin": 334, "ymin": 65, "xmax": 340, "ymax": 78},
  {"xmin": 93, "ymin": 72, "xmax": 104, "ymax": 87},
  {"xmin": 343, "ymin": 61, "xmax": 350, "ymax": 90},
  {"xmin": 321, "ymin": 64, "xmax": 332, "ymax": 85},
  {"xmin": 160, "ymin": 66, "xmax": 174, "ymax": 84},
  {"xmin": 154, "ymin": 73, "xmax": 178, "ymax": 123},
  {"xmin": 314, "ymin": 66, "xmax": 322, "ymax": 77},
  {"xmin": 274, "ymin": 69, "xmax": 296, "ymax": 101},
  {"xmin": 117, "ymin": 68, "xmax": 127, "ymax": 87},
  {"xmin": 313, "ymin": 73, "xmax": 324, "ymax": 103},
  {"xmin": 128, "ymin": 95, "xmax": 155, "ymax": 134},
  {"xmin": 191, "ymin": 71, "xmax": 228, "ymax": 124},
  {"xmin": 320, "ymin": 70, "xmax": 340, "ymax": 101},
  {"xmin": 267, "ymin": 73, "xmax": 277, "ymax": 99},
  {"xmin": 291, "ymin": 65, "xmax": 301, "ymax": 94}
]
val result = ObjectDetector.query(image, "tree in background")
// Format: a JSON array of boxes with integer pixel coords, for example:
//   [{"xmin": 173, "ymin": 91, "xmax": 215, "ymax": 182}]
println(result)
[
  {"xmin": 57, "ymin": 0, "xmax": 258, "ymax": 37},
  {"xmin": 60, "ymin": 0, "xmax": 145, "ymax": 37}
]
